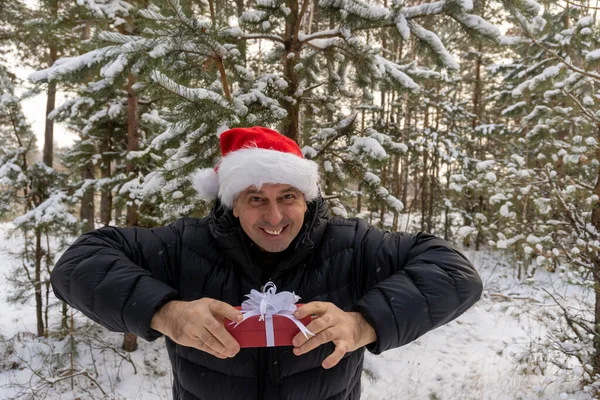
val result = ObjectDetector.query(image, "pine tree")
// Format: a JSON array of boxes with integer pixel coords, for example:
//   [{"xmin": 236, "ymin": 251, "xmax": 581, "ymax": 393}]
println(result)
[
  {"xmin": 488, "ymin": 5, "xmax": 600, "ymax": 385},
  {"xmin": 0, "ymin": 65, "xmax": 78, "ymax": 337}
]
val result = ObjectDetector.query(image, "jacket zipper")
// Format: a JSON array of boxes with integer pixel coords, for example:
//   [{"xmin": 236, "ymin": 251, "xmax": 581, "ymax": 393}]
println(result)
[
  {"xmin": 269, "ymin": 347, "xmax": 281, "ymax": 386},
  {"xmin": 258, "ymin": 348, "xmax": 266, "ymax": 399}
]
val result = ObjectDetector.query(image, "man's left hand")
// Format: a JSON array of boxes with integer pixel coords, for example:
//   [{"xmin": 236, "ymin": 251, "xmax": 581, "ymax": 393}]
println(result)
[{"xmin": 291, "ymin": 302, "xmax": 377, "ymax": 369}]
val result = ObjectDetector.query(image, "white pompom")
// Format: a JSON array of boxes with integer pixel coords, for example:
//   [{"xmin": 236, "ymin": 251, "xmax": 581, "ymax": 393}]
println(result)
[{"xmin": 191, "ymin": 168, "xmax": 219, "ymax": 201}]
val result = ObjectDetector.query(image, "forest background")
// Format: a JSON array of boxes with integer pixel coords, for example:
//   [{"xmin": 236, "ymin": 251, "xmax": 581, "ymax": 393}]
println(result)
[{"xmin": 1, "ymin": 0, "xmax": 600, "ymax": 398}]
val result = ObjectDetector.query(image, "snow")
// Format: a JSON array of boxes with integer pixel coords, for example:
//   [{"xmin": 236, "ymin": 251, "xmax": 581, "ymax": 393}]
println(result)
[
  {"xmin": 100, "ymin": 53, "xmax": 128, "ymax": 80},
  {"xmin": 458, "ymin": 0, "xmax": 473, "ymax": 11},
  {"xmin": 512, "ymin": 65, "xmax": 564, "ymax": 97},
  {"xmin": 350, "ymin": 137, "xmax": 388, "ymax": 161},
  {"xmin": 29, "ymin": 49, "xmax": 106, "ymax": 82},
  {"xmin": 499, "ymin": 35, "xmax": 528, "ymax": 45},
  {"xmin": 394, "ymin": 14, "xmax": 410, "ymax": 41},
  {"xmin": 407, "ymin": 21, "xmax": 459, "ymax": 71},
  {"xmin": 402, "ymin": 1, "xmax": 445, "ymax": 19},
  {"xmin": 0, "ymin": 228, "xmax": 597, "ymax": 399},
  {"xmin": 12, "ymin": 192, "xmax": 78, "ymax": 227},
  {"xmin": 577, "ymin": 16, "xmax": 594, "ymax": 27},
  {"xmin": 586, "ymin": 49, "xmax": 600, "ymax": 63},
  {"xmin": 476, "ymin": 160, "xmax": 495, "ymax": 171},
  {"xmin": 485, "ymin": 172, "xmax": 497, "ymax": 183},
  {"xmin": 364, "ymin": 171, "xmax": 381, "ymax": 185},
  {"xmin": 502, "ymin": 101, "xmax": 527, "ymax": 115},
  {"xmin": 241, "ymin": 10, "xmax": 267, "ymax": 23},
  {"xmin": 451, "ymin": 13, "xmax": 500, "ymax": 40},
  {"xmin": 374, "ymin": 56, "xmax": 419, "ymax": 92}
]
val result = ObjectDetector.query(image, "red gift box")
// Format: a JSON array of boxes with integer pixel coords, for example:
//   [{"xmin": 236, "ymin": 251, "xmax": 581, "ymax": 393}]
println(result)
[{"xmin": 225, "ymin": 305, "xmax": 312, "ymax": 348}]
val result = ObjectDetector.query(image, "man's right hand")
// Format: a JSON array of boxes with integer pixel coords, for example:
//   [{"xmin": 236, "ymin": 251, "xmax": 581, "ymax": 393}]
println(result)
[{"xmin": 151, "ymin": 298, "xmax": 243, "ymax": 359}]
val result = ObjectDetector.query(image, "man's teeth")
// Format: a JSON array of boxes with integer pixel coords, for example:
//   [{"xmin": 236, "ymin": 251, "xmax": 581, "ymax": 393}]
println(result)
[{"xmin": 264, "ymin": 228, "xmax": 283, "ymax": 235}]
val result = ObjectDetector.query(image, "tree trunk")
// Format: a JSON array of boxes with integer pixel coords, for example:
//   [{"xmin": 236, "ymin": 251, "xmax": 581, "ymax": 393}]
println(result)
[
  {"xmin": 356, "ymin": 182, "xmax": 362, "ymax": 214},
  {"xmin": 591, "ymin": 124, "xmax": 600, "ymax": 375},
  {"xmin": 392, "ymin": 154, "xmax": 400, "ymax": 231},
  {"xmin": 122, "ymin": 333, "xmax": 138, "ymax": 352},
  {"xmin": 125, "ymin": 74, "xmax": 139, "ymax": 229},
  {"xmin": 43, "ymin": 66, "xmax": 57, "ymax": 167},
  {"xmin": 421, "ymin": 104, "xmax": 430, "ymax": 233},
  {"xmin": 35, "ymin": 228, "xmax": 44, "ymax": 337},
  {"xmin": 122, "ymin": 74, "xmax": 139, "ymax": 352},
  {"xmin": 421, "ymin": 151, "xmax": 429, "ymax": 233},
  {"xmin": 100, "ymin": 123, "xmax": 113, "ymax": 226},
  {"xmin": 282, "ymin": 0, "xmax": 302, "ymax": 143},
  {"xmin": 379, "ymin": 163, "xmax": 387, "ymax": 228},
  {"xmin": 80, "ymin": 161, "xmax": 95, "ymax": 233}
]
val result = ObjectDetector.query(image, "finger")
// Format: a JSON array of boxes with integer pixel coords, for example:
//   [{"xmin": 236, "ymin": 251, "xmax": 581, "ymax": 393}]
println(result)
[
  {"xmin": 210, "ymin": 300, "xmax": 243, "ymax": 323},
  {"xmin": 202, "ymin": 316, "xmax": 240, "ymax": 357},
  {"xmin": 294, "ymin": 301, "xmax": 328, "ymax": 319},
  {"xmin": 322, "ymin": 343, "xmax": 348, "ymax": 369},
  {"xmin": 204, "ymin": 316, "xmax": 241, "ymax": 357},
  {"xmin": 292, "ymin": 314, "xmax": 335, "ymax": 347},
  {"xmin": 194, "ymin": 336, "xmax": 229, "ymax": 359},
  {"xmin": 293, "ymin": 327, "xmax": 335, "ymax": 356}
]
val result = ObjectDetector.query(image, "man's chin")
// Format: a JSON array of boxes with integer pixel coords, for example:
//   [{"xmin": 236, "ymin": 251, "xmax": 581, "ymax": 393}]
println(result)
[{"xmin": 254, "ymin": 239, "xmax": 291, "ymax": 253}]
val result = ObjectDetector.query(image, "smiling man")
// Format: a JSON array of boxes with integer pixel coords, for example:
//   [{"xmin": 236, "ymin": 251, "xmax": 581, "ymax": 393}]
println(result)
[
  {"xmin": 51, "ymin": 126, "xmax": 483, "ymax": 400},
  {"xmin": 234, "ymin": 185, "xmax": 307, "ymax": 253}
]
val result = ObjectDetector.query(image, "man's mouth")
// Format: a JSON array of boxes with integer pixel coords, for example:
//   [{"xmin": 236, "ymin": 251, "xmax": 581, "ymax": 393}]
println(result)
[{"xmin": 261, "ymin": 226, "xmax": 286, "ymax": 236}]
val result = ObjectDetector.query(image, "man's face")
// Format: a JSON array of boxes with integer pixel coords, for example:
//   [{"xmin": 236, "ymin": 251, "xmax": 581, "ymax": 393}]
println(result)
[{"xmin": 233, "ymin": 183, "xmax": 308, "ymax": 253}]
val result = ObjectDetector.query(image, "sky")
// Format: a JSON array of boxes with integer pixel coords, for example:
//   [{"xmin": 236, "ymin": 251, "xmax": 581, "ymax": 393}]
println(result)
[{"xmin": 14, "ymin": 64, "xmax": 77, "ymax": 148}]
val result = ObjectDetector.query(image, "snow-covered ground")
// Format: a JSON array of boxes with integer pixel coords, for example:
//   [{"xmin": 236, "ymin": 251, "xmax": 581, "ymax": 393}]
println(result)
[{"xmin": 0, "ymin": 224, "xmax": 592, "ymax": 399}]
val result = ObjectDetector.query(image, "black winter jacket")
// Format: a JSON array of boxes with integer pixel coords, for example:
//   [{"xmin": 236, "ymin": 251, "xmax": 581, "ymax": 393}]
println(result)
[{"xmin": 51, "ymin": 197, "xmax": 483, "ymax": 400}]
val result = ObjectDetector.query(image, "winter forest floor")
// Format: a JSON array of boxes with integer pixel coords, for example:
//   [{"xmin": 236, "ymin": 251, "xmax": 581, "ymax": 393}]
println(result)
[{"xmin": 0, "ymin": 223, "xmax": 594, "ymax": 400}]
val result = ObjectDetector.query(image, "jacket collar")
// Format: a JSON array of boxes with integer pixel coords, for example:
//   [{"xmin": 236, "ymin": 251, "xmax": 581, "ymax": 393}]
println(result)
[{"xmin": 208, "ymin": 195, "xmax": 329, "ymax": 282}]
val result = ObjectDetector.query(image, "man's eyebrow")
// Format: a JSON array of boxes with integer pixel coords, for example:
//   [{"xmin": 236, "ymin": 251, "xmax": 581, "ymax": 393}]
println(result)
[{"xmin": 279, "ymin": 186, "xmax": 298, "ymax": 194}]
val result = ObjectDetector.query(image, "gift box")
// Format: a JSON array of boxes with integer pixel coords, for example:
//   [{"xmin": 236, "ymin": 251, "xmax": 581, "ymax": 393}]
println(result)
[
  {"xmin": 224, "ymin": 282, "xmax": 313, "ymax": 348},
  {"xmin": 225, "ymin": 305, "xmax": 312, "ymax": 348}
]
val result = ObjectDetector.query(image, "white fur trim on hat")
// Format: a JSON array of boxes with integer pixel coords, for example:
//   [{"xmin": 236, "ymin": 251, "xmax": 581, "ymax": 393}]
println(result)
[
  {"xmin": 217, "ymin": 147, "xmax": 319, "ymax": 207},
  {"xmin": 191, "ymin": 168, "xmax": 219, "ymax": 201}
]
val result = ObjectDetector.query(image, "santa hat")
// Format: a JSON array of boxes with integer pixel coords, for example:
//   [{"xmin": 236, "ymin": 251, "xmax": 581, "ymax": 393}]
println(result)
[{"xmin": 191, "ymin": 126, "xmax": 320, "ymax": 208}]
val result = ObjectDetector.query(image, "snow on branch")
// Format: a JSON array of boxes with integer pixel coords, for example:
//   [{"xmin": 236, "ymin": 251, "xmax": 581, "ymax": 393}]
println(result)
[
  {"xmin": 395, "ymin": 13, "xmax": 410, "ymax": 41},
  {"xmin": 586, "ymin": 49, "xmax": 600, "ymax": 63},
  {"xmin": 29, "ymin": 49, "xmax": 108, "ymax": 82},
  {"xmin": 319, "ymin": 0, "xmax": 390, "ymax": 21},
  {"xmin": 298, "ymin": 28, "xmax": 341, "ymax": 43},
  {"xmin": 150, "ymin": 70, "xmax": 231, "ymax": 109},
  {"xmin": 349, "ymin": 136, "xmax": 388, "ymax": 161},
  {"xmin": 81, "ymin": 0, "xmax": 134, "ymax": 21},
  {"xmin": 138, "ymin": 7, "xmax": 173, "ymax": 21},
  {"xmin": 449, "ymin": 12, "xmax": 501, "ymax": 40},
  {"xmin": 13, "ymin": 191, "xmax": 78, "ymax": 228},
  {"xmin": 374, "ymin": 56, "xmax": 420, "ymax": 92},
  {"xmin": 512, "ymin": 64, "xmax": 564, "ymax": 97},
  {"xmin": 401, "ymin": 0, "xmax": 445, "ymax": 19},
  {"xmin": 502, "ymin": 101, "xmax": 527, "ymax": 115},
  {"xmin": 98, "ymin": 31, "xmax": 142, "ymax": 44},
  {"xmin": 408, "ymin": 20, "xmax": 459, "ymax": 70}
]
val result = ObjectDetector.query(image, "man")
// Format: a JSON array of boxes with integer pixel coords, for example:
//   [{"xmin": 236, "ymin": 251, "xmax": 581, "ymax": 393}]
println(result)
[{"xmin": 51, "ymin": 126, "xmax": 483, "ymax": 400}]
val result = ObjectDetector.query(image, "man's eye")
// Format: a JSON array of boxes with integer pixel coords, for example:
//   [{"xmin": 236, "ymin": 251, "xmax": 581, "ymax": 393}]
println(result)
[
  {"xmin": 282, "ymin": 194, "xmax": 295, "ymax": 200},
  {"xmin": 249, "ymin": 196, "xmax": 263, "ymax": 203}
]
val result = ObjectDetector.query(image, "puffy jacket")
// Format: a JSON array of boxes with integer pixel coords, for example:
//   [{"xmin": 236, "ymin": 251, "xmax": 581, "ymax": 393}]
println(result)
[{"xmin": 51, "ymin": 197, "xmax": 483, "ymax": 399}]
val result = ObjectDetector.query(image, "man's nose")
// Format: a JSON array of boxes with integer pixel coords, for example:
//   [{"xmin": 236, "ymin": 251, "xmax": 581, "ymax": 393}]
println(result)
[{"xmin": 263, "ymin": 202, "xmax": 283, "ymax": 226}]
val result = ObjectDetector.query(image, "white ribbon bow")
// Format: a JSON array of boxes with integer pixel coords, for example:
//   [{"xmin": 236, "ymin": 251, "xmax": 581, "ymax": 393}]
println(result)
[{"xmin": 233, "ymin": 282, "xmax": 314, "ymax": 347}]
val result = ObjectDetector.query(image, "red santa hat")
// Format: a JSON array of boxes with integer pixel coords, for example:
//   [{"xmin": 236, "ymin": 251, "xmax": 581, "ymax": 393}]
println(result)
[{"xmin": 191, "ymin": 126, "xmax": 320, "ymax": 207}]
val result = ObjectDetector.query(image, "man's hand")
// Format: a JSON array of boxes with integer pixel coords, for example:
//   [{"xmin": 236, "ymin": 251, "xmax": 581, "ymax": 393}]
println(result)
[
  {"xmin": 291, "ymin": 302, "xmax": 377, "ymax": 369},
  {"xmin": 151, "ymin": 298, "xmax": 243, "ymax": 359}
]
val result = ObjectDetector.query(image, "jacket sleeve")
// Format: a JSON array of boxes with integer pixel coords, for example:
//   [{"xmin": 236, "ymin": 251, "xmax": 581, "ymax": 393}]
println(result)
[
  {"xmin": 353, "ymin": 220, "xmax": 482, "ymax": 354},
  {"xmin": 50, "ymin": 219, "xmax": 184, "ymax": 341}
]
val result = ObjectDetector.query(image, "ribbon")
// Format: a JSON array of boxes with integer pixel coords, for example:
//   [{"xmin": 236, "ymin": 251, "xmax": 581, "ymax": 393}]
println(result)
[{"xmin": 232, "ymin": 282, "xmax": 314, "ymax": 347}]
